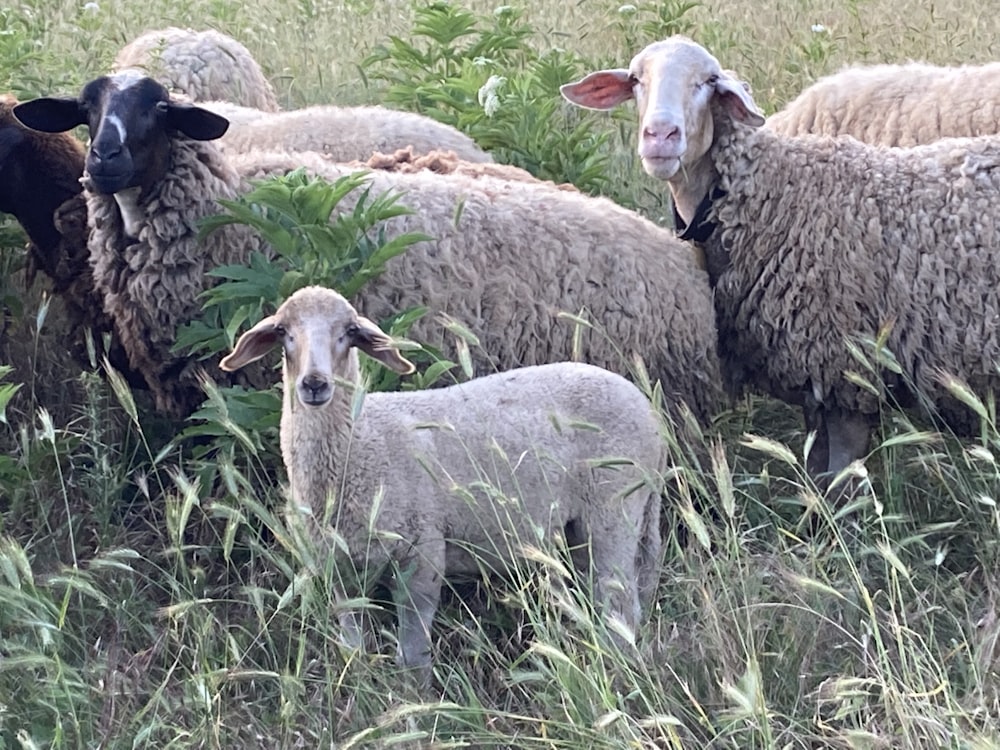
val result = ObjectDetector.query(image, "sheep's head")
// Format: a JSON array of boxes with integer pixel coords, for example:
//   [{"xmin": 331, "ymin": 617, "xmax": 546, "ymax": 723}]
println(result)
[
  {"xmin": 220, "ymin": 286, "xmax": 415, "ymax": 409},
  {"xmin": 560, "ymin": 36, "xmax": 763, "ymax": 182},
  {"xmin": 12, "ymin": 71, "xmax": 229, "ymax": 196}
]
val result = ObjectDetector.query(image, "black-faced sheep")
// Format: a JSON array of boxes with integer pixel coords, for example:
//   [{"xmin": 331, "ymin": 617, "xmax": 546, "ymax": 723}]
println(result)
[
  {"xmin": 562, "ymin": 35, "xmax": 1000, "ymax": 481},
  {"xmin": 0, "ymin": 93, "xmax": 135, "ymax": 381},
  {"xmin": 219, "ymin": 284, "xmax": 664, "ymax": 680},
  {"xmin": 14, "ymin": 71, "xmax": 723, "ymax": 433},
  {"xmin": 113, "ymin": 27, "xmax": 280, "ymax": 112},
  {"xmin": 767, "ymin": 61, "xmax": 1000, "ymax": 146}
]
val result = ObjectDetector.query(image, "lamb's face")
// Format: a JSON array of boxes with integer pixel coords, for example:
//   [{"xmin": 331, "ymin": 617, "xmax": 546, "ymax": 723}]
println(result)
[
  {"xmin": 280, "ymin": 291, "xmax": 362, "ymax": 409},
  {"xmin": 560, "ymin": 36, "xmax": 764, "ymax": 182},
  {"xmin": 218, "ymin": 286, "xmax": 415, "ymax": 408}
]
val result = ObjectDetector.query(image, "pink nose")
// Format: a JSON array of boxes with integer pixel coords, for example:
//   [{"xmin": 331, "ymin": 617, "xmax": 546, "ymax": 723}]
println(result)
[{"xmin": 642, "ymin": 123, "xmax": 680, "ymax": 145}]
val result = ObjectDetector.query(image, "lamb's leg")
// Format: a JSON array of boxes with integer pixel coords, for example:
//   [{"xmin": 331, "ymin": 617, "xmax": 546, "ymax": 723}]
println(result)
[
  {"xmin": 588, "ymin": 529, "xmax": 642, "ymax": 643},
  {"xmin": 392, "ymin": 550, "xmax": 444, "ymax": 683}
]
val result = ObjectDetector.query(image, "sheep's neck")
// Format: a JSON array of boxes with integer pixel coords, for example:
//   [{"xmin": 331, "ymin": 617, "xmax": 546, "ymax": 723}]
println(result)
[
  {"xmin": 282, "ymin": 356, "xmax": 364, "ymax": 526},
  {"xmin": 669, "ymin": 159, "xmax": 719, "ymax": 229}
]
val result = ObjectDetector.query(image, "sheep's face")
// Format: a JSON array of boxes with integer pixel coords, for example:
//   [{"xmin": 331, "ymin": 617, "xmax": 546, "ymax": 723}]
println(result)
[
  {"xmin": 560, "ymin": 36, "xmax": 764, "ymax": 182},
  {"xmin": 11, "ymin": 72, "xmax": 229, "ymax": 196},
  {"xmin": 219, "ymin": 286, "xmax": 415, "ymax": 409}
]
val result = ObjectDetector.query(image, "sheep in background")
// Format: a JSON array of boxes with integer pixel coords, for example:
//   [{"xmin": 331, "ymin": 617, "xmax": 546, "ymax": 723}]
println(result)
[
  {"xmin": 767, "ymin": 61, "xmax": 1000, "ymax": 146},
  {"xmin": 363, "ymin": 146, "xmax": 571, "ymax": 188},
  {"xmin": 0, "ymin": 94, "xmax": 136, "ymax": 383},
  {"xmin": 214, "ymin": 103, "xmax": 493, "ymax": 164},
  {"xmin": 15, "ymin": 71, "xmax": 723, "ymax": 430},
  {"xmin": 220, "ymin": 285, "xmax": 664, "ymax": 680},
  {"xmin": 562, "ymin": 35, "xmax": 1000, "ymax": 482},
  {"xmin": 113, "ymin": 27, "xmax": 280, "ymax": 112}
]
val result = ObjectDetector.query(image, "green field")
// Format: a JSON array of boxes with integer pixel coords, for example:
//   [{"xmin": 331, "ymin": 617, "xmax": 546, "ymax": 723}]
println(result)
[{"xmin": 3, "ymin": 1, "xmax": 1000, "ymax": 747}]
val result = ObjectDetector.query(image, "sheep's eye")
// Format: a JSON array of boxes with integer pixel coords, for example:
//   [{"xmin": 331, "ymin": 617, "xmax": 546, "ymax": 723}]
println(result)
[
  {"xmin": 274, "ymin": 325, "xmax": 287, "ymax": 338},
  {"xmin": 628, "ymin": 73, "xmax": 640, "ymax": 87},
  {"xmin": 155, "ymin": 100, "xmax": 169, "ymax": 114},
  {"xmin": 345, "ymin": 323, "xmax": 359, "ymax": 340},
  {"xmin": 706, "ymin": 74, "xmax": 719, "ymax": 86}
]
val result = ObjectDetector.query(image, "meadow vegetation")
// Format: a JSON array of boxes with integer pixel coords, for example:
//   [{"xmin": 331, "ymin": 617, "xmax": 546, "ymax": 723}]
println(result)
[{"xmin": 2, "ymin": 0, "xmax": 1000, "ymax": 747}]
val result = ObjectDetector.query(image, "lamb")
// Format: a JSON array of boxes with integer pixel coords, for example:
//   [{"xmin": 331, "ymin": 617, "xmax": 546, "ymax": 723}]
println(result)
[
  {"xmin": 766, "ymin": 61, "xmax": 1000, "ymax": 146},
  {"xmin": 219, "ymin": 284, "xmax": 664, "ymax": 679},
  {"xmin": 113, "ymin": 27, "xmax": 280, "ymax": 112},
  {"xmin": 213, "ymin": 102, "xmax": 493, "ymax": 164},
  {"xmin": 561, "ymin": 35, "xmax": 1000, "ymax": 482},
  {"xmin": 0, "ymin": 93, "xmax": 135, "ymax": 382},
  {"xmin": 14, "ymin": 71, "xmax": 723, "ymax": 430}
]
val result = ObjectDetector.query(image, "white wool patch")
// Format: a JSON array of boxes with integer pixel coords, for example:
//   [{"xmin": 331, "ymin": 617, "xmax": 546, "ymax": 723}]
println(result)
[
  {"xmin": 114, "ymin": 187, "xmax": 145, "ymax": 238},
  {"xmin": 110, "ymin": 68, "xmax": 146, "ymax": 90}
]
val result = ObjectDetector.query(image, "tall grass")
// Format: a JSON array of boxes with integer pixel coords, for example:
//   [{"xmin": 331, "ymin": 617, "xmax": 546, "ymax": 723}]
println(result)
[{"xmin": 3, "ymin": 0, "xmax": 1000, "ymax": 747}]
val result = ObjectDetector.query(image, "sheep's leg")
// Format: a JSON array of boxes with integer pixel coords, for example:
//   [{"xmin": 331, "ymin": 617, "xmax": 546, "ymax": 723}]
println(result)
[
  {"xmin": 588, "ymin": 531, "xmax": 642, "ymax": 643},
  {"xmin": 391, "ymin": 552, "xmax": 444, "ymax": 682},
  {"xmin": 803, "ymin": 399, "xmax": 831, "ymax": 480},
  {"xmin": 824, "ymin": 407, "xmax": 872, "ymax": 478}
]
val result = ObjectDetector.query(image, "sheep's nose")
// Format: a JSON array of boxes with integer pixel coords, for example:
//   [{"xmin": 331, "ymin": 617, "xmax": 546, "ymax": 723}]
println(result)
[
  {"xmin": 300, "ymin": 374, "xmax": 331, "ymax": 405},
  {"xmin": 642, "ymin": 122, "xmax": 680, "ymax": 144},
  {"xmin": 89, "ymin": 141, "xmax": 122, "ymax": 163}
]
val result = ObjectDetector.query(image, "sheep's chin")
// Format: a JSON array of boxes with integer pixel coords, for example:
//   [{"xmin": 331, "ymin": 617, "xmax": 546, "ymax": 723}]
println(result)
[{"xmin": 641, "ymin": 156, "xmax": 681, "ymax": 180}]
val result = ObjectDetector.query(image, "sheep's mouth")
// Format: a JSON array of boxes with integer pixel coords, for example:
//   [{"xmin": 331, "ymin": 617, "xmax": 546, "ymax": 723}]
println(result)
[
  {"xmin": 640, "ymin": 155, "xmax": 681, "ymax": 180},
  {"xmin": 85, "ymin": 169, "xmax": 136, "ymax": 195}
]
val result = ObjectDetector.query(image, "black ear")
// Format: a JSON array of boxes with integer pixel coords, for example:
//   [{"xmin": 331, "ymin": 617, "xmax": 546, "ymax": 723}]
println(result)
[
  {"xmin": 13, "ymin": 97, "xmax": 87, "ymax": 133},
  {"xmin": 165, "ymin": 102, "xmax": 230, "ymax": 141}
]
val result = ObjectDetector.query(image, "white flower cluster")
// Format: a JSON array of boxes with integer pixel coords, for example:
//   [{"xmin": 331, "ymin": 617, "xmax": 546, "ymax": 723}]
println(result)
[{"xmin": 478, "ymin": 75, "xmax": 506, "ymax": 117}]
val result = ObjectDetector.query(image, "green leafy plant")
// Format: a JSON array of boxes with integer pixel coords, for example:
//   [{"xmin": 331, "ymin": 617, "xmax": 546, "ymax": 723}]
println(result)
[
  {"xmin": 362, "ymin": 2, "xmax": 615, "ymax": 195},
  {"xmin": 177, "ymin": 169, "xmax": 458, "ymax": 461}
]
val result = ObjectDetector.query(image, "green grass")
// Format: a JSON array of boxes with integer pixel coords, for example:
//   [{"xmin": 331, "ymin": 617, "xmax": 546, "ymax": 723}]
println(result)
[{"xmin": 3, "ymin": 0, "xmax": 1000, "ymax": 747}]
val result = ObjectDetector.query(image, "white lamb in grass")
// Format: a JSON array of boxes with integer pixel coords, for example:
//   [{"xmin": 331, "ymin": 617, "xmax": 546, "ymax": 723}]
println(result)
[{"xmin": 220, "ymin": 285, "xmax": 665, "ymax": 681}]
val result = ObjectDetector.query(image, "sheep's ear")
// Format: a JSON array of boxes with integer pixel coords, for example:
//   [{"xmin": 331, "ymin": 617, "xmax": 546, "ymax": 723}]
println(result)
[
  {"xmin": 560, "ymin": 69, "xmax": 634, "ymax": 110},
  {"xmin": 350, "ymin": 317, "xmax": 415, "ymax": 375},
  {"xmin": 220, "ymin": 316, "xmax": 283, "ymax": 372},
  {"xmin": 714, "ymin": 75, "xmax": 765, "ymax": 128},
  {"xmin": 13, "ymin": 97, "xmax": 87, "ymax": 133},
  {"xmin": 165, "ymin": 102, "xmax": 230, "ymax": 141}
]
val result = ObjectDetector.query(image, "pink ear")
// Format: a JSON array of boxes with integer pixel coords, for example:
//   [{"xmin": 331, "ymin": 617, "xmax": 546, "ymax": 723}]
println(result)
[
  {"xmin": 715, "ymin": 76, "xmax": 765, "ymax": 127},
  {"xmin": 220, "ymin": 316, "xmax": 282, "ymax": 372},
  {"xmin": 560, "ymin": 69, "xmax": 635, "ymax": 111}
]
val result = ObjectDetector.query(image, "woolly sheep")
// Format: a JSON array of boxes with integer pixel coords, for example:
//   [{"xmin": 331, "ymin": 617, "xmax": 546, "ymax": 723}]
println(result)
[
  {"xmin": 113, "ymin": 27, "xmax": 280, "ymax": 112},
  {"xmin": 362, "ymin": 146, "xmax": 571, "ymax": 188},
  {"xmin": 14, "ymin": 71, "xmax": 723, "ymax": 429},
  {"xmin": 0, "ymin": 93, "xmax": 136, "ymax": 381},
  {"xmin": 767, "ymin": 61, "xmax": 1000, "ymax": 146},
  {"xmin": 562, "ymin": 35, "xmax": 1000, "ymax": 481},
  {"xmin": 219, "ymin": 284, "xmax": 664, "ymax": 679},
  {"xmin": 213, "ymin": 102, "xmax": 493, "ymax": 164}
]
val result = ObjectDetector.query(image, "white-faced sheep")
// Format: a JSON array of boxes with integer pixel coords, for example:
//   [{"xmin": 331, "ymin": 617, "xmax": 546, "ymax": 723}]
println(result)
[
  {"xmin": 212, "ymin": 102, "xmax": 493, "ymax": 164},
  {"xmin": 767, "ymin": 61, "xmax": 1000, "ymax": 146},
  {"xmin": 219, "ymin": 284, "xmax": 664, "ymax": 679},
  {"xmin": 113, "ymin": 27, "xmax": 280, "ymax": 112},
  {"xmin": 14, "ymin": 71, "xmax": 723, "ymax": 431},
  {"xmin": 0, "ymin": 93, "xmax": 136, "ymax": 382},
  {"xmin": 562, "ymin": 35, "xmax": 1000, "ymax": 482}
]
